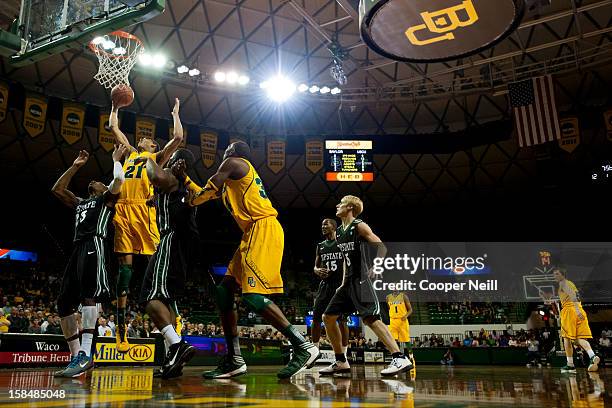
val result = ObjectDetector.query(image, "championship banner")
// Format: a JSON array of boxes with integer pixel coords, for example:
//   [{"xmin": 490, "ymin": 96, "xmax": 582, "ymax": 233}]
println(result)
[
  {"xmin": 305, "ymin": 140, "xmax": 324, "ymax": 173},
  {"xmin": 60, "ymin": 102, "xmax": 85, "ymax": 145},
  {"xmin": 267, "ymin": 140, "xmax": 286, "ymax": 174},
  {"xmin": 558, "ymin": 117, "xmax": 580, "ymax": 153},
  {"xmin": 135, "ymin": 117, "xmax": 156, "ymax": 144},
  {"xmin": 98, "ymin": 113, "xmax": 115, "ymax": 152},
  {"xmin": 23, "ymin": 94, "xmax": 47, "ymax": 138},
  {"xmin": 0, "ymin": 81, "xmax": 8, "ymax": 122},
  {"xmin": 200, "ymin": 131, "xmax": 218, "ymax": 168},
  {"xmin": 604, "ymin": 110, "xmax": 612, "ymax": 142},
  {"xmin": 169, "ymin": 126, "xmax": 187, "ymax": 147}
]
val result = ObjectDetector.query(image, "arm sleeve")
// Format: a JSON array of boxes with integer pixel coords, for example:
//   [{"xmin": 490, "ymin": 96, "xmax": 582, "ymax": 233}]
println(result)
[
  {"xmin": 107, "ymin": 161, "xmax": 125, "ymax": 194},
  {"xmin": 190, "ymin": 179, "xmax": 221, "ymax": 206}
]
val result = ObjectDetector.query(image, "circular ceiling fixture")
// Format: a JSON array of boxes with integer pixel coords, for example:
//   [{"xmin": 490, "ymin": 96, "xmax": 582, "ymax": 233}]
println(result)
[{"xmin": 359, "ymin": 0, "xmax": 525, "ymax": 63}]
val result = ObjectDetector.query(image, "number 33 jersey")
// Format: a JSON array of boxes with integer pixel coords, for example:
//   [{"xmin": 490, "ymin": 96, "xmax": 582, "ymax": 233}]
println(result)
[{"xmin": 222, "ymin": 158, "xmax": 278, "ymax": 232}]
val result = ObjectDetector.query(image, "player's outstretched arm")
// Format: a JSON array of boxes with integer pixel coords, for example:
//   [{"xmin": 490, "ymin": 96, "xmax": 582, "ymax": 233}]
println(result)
[
  {"xmin": 157, "ymin": 98, "xmax": 184, "ymax": 166},
  {"xmin": 189, "ymin": 158, "xmax": 240, "ymax": 206},
  {"xmin": 106, "ymin": 145, "xmax": 128, "ymax": 197},
  {"xmin": 144, "ymin": 157, "xmax": 178, "ymax": 193},
  {"xmin": 51, "ymin": 150, "xmax": 88, "ymax": 208},
  {"xmin": 109, "ymin": 105, "xmax": 137, "ymax": 153}
]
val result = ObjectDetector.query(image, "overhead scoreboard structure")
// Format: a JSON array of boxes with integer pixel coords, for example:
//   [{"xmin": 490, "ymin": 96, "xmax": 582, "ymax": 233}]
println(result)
[{"xmin": 325, "ymin": 140, "xmax": 374, "ymax": 182}]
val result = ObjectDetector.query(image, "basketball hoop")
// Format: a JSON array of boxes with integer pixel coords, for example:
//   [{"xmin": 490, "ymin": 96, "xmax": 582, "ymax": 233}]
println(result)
[{"xmin": 88, "ymin": 31, "xmax": 144, "ymax": 90}]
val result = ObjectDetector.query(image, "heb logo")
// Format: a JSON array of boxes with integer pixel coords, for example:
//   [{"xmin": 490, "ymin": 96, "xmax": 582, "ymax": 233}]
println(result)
[{"xmin": 95, "ymin": 343, "xmax": 154, "ymax": 363}]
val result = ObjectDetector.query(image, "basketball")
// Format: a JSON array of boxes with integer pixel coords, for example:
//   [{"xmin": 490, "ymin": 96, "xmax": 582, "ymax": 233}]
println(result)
[{"xmin": 111, "ymin": 84, "xmax": 134, "ymax": 108}]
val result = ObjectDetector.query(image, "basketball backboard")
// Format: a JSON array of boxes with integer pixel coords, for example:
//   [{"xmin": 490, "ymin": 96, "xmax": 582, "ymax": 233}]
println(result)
[{"xmin": 0, "ymin": 0, "xmax": 164, "ymax": 66}]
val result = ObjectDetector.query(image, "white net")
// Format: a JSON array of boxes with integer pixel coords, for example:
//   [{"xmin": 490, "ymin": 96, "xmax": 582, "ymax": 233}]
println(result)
[{"xmin": 89, "ymin": 31, "xmax": 143, "ymax": 90}]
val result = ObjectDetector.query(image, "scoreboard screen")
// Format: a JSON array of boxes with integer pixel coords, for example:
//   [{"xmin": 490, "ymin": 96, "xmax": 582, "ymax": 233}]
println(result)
[{"xmin": 325, "ymin": 140, "xmax": 374, "ymax": 182}]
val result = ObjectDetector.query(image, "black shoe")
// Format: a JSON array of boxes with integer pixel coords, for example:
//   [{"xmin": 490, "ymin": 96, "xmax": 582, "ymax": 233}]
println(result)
[{"xmin": 161, "ymin": 340, "xmax": 195, "ymax": 379}]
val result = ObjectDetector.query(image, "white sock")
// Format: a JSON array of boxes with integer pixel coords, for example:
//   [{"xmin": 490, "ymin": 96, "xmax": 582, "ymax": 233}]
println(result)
[
  {"xmin": 80, "ymin": 333, "xmax": 93, "ymax": 357},
  {"xmin": 161, "ymin": 324, "xmax": 181, "ymax": 346},
  {"xmin": 68, "ymin": 339, "xmax": 80, "ymax": 357},
  {"xmin": 342, "ymin": 345, "xmax": 348, "ymax": 355},
  {"xmin": 314, "ymin": 342, "xmax": 319, "ymax": 349},
  {"xmin": 587, "ymin": 349, "xmax": 595, "ymax": 359},
  {"xmin": 567, "ymin": 356, "xmax": 574, "ymax": 366},
  {"xmin": 164, "ymin": 337, "xmax": 171, "ymax": 354}
]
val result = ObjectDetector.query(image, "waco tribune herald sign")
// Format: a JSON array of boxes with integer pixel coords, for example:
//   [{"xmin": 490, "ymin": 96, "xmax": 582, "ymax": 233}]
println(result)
[
  {"xmin": 359, "ymin": 0, "xmax": 524, "ymax": 62},
  {"xmin": 0, "ymin": 334, "xmax": 157, "ymax": 367}
]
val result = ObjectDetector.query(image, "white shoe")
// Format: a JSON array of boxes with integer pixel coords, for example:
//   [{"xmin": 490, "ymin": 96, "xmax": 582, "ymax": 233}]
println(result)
[
  {"xmin": 318, "ymin": 360, "xmax": 350, "ymax": 376},
  {"xmin": 588, "ymin": 355, "xmax": 600, "ymax": 372},
  {"xmin": 382, "ymin": 379, "xmax": 414, "ymax": 395},
  {"xmin": 381, "ymin": 356, "xmax": 413, "ymax": 377}
]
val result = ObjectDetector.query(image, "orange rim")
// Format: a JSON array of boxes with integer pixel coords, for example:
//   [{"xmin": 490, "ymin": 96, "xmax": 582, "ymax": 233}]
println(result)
[{"xmin": 88, "ymin": 30, "xmax": 144, "ymax": 60}]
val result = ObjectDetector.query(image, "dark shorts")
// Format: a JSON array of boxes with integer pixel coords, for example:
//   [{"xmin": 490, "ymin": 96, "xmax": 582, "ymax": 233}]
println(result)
[
  {"xmin": 139, "ymin": 232, "xmax": 194, "ymax": 304},
  {"xmin": 313, "ymin": 280, "xmax": 342, "ymax": 321},
  {"xmin": 324, "ymin": 277, "xmax": 380, "ymax": 319},
  {"xmin": 57, "ymin": 238, "xmax": 111, "ymax": 312}
]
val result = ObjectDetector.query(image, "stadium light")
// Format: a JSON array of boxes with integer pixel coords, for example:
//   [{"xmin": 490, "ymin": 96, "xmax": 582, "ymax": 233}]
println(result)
[
  {"xmin": 214, "ymin": 71, "xmax": 226, "ymax": 82},
  {"xmin": 92, "ymin": 36, "xmax": 105, "ymax": 46},
  {"xmin": 238, "ymin": 75, "xmax": 250, "ymax": 85},
  {"xmin": 226, "ymin": 71, "xmax": 239, "ymax": 84},
  {"xmin": 309, "ymin": 85, "xmax": 320, "ymax": 93},
  {"xmin": 298, "ymin": 84, "xmax": 309, "ymax": 93},
  {"xmin": 138, "ymin": 53, "xmax": 153, "ymax": 66},
  {"xmin": 320, "ymin": 86, "xmax": 330, "ymax": 94},
  {"xmin": 103, "ymin": 40, "xmax": 116, "ymax": 50},
  {"xmin": 188, "ymin": 68, "xmax": 200, "ymax": 77},
  {"xmin": 330, "ymin": 87, "xmax": 341, "ymax": 95},
  {"xmin": 177, "ymin": 65, "xmax": 189, "ymax": 74},
  {"xmin": 263, "ymin": 76, "xmax": 295, "ymax": 102},
  {"xmin": 152, "ymin": 53, "xmax": 167, "ymax": 69},
  {"xmin": 539, "ymin": 310, "xmax": 545, "ymax": 316}
]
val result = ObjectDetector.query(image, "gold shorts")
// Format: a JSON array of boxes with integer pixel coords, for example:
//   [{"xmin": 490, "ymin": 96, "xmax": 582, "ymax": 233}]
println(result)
[
  {"xmin": 113, "ymin": 202, "xmax": 159, "ymax": 256},
  {"xmin": 227, "ymin": 217, "xmax": 284, "ymax": 295},
  {"xmin": 388, "ymin": 318, "xmax": 410, "ymax": 342},
  {"xmin": 560, "ymin": 305, "xmax": 592, "ymax": 340}
]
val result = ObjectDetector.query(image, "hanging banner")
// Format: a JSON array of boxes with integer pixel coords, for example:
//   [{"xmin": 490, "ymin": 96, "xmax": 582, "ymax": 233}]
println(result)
[
  {"xmin": 0, "ymin": 81, "xmax": 8, "ymax": 123},
  {"xmin": 558, "ymin": 117, "xmax": 580, "ymax": 153},
  {"xmin": 604, "ymin": 110, "xmax": 612, "ymax": 142},
  {"xmin": 305, "ymin": 140, "xmax": 324, "ymax": 173},
  {"xmin": 169, "ymin": 126, "xmax": 188, "ymax": 147},
  {"xmin": 98, "ymin": 113, "xmax": 115, "ymax": 152},
  {"xmin": 267, "ymin": 140, "xmax": 286, "ymax": 174},
  {"xmin": 135, "ymin": 117, "xmax": 156, "ymax": 144},
  {"xmin": 23, "ymin": 94, "xmax": 47, "ymax": 138},
  {"xmin": 60, "ymin": 102, "xmax": 85, "ymax": 145},
  {"xmin": 200, "ymin": 131, "xmax": 218, "ymax": 168}
]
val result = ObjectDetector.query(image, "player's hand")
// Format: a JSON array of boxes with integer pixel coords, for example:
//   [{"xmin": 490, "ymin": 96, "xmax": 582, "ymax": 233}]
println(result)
[
  {"xmin": 112, "ymin": 144, "xmax": 128, "ymax": 162},
  {"xmin": 73, "ymin": 150, "xmax": 89, "ymax": 167},
  {"xmin": 171, "ymin": 158, "xmax": 187, "ymax": 180},
  {"xmin": 172, "ymin": 98, "xmax": 180, "ymax": 116},
  {"xmin": 367, "ymin": 267, "xmax": 377, "ymax": 280},
  {"xmin": 314, "ymin": 267, "xmax": 329, "ymax": 279},
  {"xmin": 146, "ymin": 195, "xmax": 157, "ymax": 207}
]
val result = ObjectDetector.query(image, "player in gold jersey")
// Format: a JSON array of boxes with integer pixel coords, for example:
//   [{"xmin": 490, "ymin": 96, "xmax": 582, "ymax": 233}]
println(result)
[
  {"xmin": 187, "ymin": 141, "xmax": 319, "ymax": 379},
  {"xmin": 109, "ymin": 98, "xmax": 184, "ymax": 352},
  {"xmin": 386, "ymin": 291, "xmax": 412, "ymax": 350},
  {"xmin": 552, "ymin": 267, "xmax": 599, "ymax": 372}
]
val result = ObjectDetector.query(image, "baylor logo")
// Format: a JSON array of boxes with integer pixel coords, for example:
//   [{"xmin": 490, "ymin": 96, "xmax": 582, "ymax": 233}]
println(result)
[
  {"xmin": 248, "ymin": 277, "xmax": 256, "ymax": 288},
  {"xmin": 406, "ymin": 0, "xmax": 479, "ymax": 46}
]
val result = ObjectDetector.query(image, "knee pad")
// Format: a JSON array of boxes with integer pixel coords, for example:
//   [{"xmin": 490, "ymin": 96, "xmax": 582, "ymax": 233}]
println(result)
[
  {"xmin": 116, "ymin": 264, "xmax": 133, "ymax": 296},
  {"xmin": 81, "ymin": 305, "xmax": 97, "ymax": 330},
  {"xmin": 215, "ymin": 284, "xmax": 235, "ymax": 313},
  {"xmin": 242, "ymin": 293, "xmax": 272, "ymax": 314}
]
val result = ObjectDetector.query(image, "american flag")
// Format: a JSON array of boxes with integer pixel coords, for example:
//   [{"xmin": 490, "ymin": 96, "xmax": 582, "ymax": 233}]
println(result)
[{"xmin": 508, "ymin": 75, "xmax": 560, "ymax": 148}]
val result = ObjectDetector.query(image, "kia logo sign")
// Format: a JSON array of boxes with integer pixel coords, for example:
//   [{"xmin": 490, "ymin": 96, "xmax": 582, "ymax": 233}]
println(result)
[
  {"xmin": 128, "ymin": 344, "xmax": 153, "ymax": 361},
  {"xmin": 360, "ymin": 0, "xmax": 525, "ymax": 62},
  {"xmin": 29, "ymin": 104, "xmax": 42, "ymax": 117}
]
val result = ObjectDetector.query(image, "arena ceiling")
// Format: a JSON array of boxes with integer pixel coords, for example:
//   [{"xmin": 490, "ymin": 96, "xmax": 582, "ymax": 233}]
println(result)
[{"xmin": 1, "ymin": 0, "xmax": 611, "ymax": 136}]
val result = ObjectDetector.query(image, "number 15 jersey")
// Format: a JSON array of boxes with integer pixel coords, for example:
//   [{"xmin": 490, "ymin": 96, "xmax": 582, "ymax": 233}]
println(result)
[{"xmin": 317, "ymin": 240, "xmax": 344, "ymax": 287}]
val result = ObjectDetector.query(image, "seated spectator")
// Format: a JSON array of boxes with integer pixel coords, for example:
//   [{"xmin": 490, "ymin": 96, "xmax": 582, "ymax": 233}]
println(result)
[
  {"xmin": 440, "ymin": 348, "xmax": 454, "ymax": 365},
  {"xmin": 462, "ymin": 336, "xmax": 472, "ymax": 347},
  {"xmin": 599, "ymin": 334, "xmax": 610, "ymax": 348},
  {"xmin": 526, "ymin": 336, "xmax": 540, "ymax": 367},
  {"xmin": 366, "ymin": 339, "xmax": 374, "ymax": 349},
  {"xmin": 486, "ymin": 335, "xmax": 497, "ymax": 347},
  {"xmin": 151, "ymin": 322, "xmax": 160, "ymax": 334},
  {"xmin": 499, "ymin": 336, "xmax": 509, "ymax": 347},
  {"xmin": 0, "ymin": 310, "xmax": 10, "ymax": 333},
  {"xmin": 471, "ymin": 337, "xmax": 480, "ymax": 347},
  {"xmin": 46, "ymin": 316, "xmax": 62, "ymax": 334},
  {"xmin": 107, "ymin": 314, "xmax": 116, "ymax": 337},
  {"xmin": 508, "ymin": 336, "xmax": 518, "ymax": 347},
  {"xmin": 97, "ymin": 317, "xmax": 112, "ymax": 337},
  {"xmin": 452, "ymin": 337, "xmax": 461, "ymax": 347},
  {"xmin": 28, "ymin": 318, "xmax": 42, "ymax": 334},
  {"xmin": 139, "ymin": 321, "xmax": 153, "ymax": 338}
]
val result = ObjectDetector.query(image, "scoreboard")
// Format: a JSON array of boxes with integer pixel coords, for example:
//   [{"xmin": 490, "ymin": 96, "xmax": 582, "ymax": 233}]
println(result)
[{"xmin": 325, "ymin": 140, "xmax": 374, "ymax": 182}]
